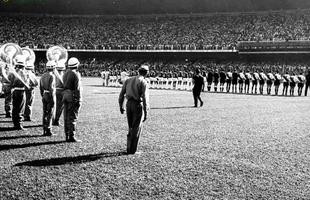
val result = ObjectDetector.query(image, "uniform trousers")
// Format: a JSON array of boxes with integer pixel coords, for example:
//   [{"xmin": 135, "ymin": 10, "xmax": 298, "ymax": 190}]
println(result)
[
  {"xmin": 64, "ymin": 101, "xmax": 81, "ymax": 139},
  {"xmin": 126, "ymin": 99, "xmax": 144, "ymax": 154},
  {"xmin": 42, "ymin": 92, "xmax": 55, "ymax": 131},
  {"xmin": 3, "ymin": 85, "xmax": 12, "ymax": 115},
  {"xmin": 193, "ymin": 88, "xmax": 203, "ymax": 107},
  {"xmin": 12, "ymin": 90, "xmax": 25, "ymax": 128},
  {"xmin": 54, "ymin": 89, "xmax": 64, "ymax": 123},
  {"xmin": 24, "ymin": 88, "xmax": 35, "ymax": 120},
  {"xmin": 304, "ymin": 82, "xmax": 309, "ymax": 96}
]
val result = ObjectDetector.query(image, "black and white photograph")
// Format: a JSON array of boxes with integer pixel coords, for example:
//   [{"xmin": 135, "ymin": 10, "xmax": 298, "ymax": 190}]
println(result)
[{"xmin": 0, "ymin": 0, "xmax": 310, "ymax": 199}]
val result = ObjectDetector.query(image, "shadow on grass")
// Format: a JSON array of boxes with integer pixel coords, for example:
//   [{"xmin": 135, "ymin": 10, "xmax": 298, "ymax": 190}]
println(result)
[
  {"xmin": 24, "ymin": 124, "xmax": 42, "ymax": 128},
  {"xmin": 151, "ymin": 106, "xmax": 194, "ymax": 110},
  {"xmin": 0, "ymin": 141, "xmax": 67, "ymax": 151},
  {"xmin": 0, "ymin": 120, "xmax": 12, "ymax": 123},
  {"xmin": 0, "ymin": 134, "xmax": 44, "ymax": 141},
  {"xmin": 0, "ymin": 127, "xmax": 17, "ymax": 131},
  {"xmin": 15, "ymin": 151, "xmax": 127, "ymax": 167}
]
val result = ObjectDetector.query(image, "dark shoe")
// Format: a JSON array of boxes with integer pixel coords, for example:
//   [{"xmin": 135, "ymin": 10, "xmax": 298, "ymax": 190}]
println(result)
[
  {"xmin": 5, "ymin": 113, "xmax": 11, "ymax": 118},
  {"xmin": 52, "ymin": 121, "xmax": 61, "ymax": 126},
  {"xmin": 24, "ymin": 118, "xmax": 32, "ymax": 122},
  {"xmin": 66, "ymin": 137, "xmax": 82, "ymax": 143},
  {"xmin": 15, "ymin": 126, "xmax": 25, "ymax": 130},
  {"xmin": 200, "ymin": 101, "xmax": 204, "ymax": 107},
  {"xmin": 43, "ymin": 129, "xmax": 53, "ymax": 136}
]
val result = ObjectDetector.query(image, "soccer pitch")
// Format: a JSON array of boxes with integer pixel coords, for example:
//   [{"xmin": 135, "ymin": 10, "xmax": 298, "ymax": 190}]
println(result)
[{"xmin": 0, "ymin": 77, "xmax": 309, "ymax": 199}]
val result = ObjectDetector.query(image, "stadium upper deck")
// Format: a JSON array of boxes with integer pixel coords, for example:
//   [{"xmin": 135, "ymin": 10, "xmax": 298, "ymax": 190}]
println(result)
[{"xmin": 2, "ymin": 9, "xmax": 310, "ymax": 51}]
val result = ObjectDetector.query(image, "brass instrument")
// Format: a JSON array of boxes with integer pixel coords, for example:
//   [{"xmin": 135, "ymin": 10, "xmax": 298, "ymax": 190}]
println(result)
[
  {"xmin": 0, "ymin": 43, "xmax": 30, "ymax": 89},
  {"xmin": 22, "ymin": 47, "xmax": 38, "ymax": 87},
  {"xmin": 21, "ymin": 47, "xmax": 36, "ymax": 68},
  {"xmin": 46, "ymin": 46, "xmax": 68, "ymax": 84}
]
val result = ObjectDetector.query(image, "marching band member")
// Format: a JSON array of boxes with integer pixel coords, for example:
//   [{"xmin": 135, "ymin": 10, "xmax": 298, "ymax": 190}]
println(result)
[
  {"xmin": 244, "ymin": 70, "xmax": 252, "ymax": 94},
  {"xmin": 274, "ymin": 71, "xmax": 282, "ymax": 96},
  {"xmin": 266, "ymin": 71, "xmax": 275, "ymax": 95},
  {"xmin": 63, "ymin": 57, "xmax": 83, "ymax": 142},
  {"xmin": 9, "ymin": 55, "xmax": 30, "ymax": 130},
  {"xmin": 40, "ymin": 60, "xmax": 56, "ymax": 136},
  {"xmin": 24, "ymin": 62, "xmax": 39, "ymax": 121},
  {"xmin": 252, "ymin": 69, "xmax": 259, "ymax": 94},
  {"xmin": 226, "ymin": 69, "xmax": 232, "ymax": 92},
  {"xmin": 282, "ymin": 72, "xmax": 290, "ymax": 96},
  {"xmin": 232, "ymin": 69, "xmax": 238, "ymax": 93},
  {"xmin": 259, "ymin": 70, "xmax": 267, "ymax": 95},
  {"xmin": 238, "ymin": 70, "xmax": 245, "ymax": 93},
  {"xmin": 0, "ymin": 61, "xmax": 12, "ymax": 118},
  {"xmin": 213, "ymin": 69, "xmax": 219, "ymax": 92},
  {"xmin": 297, "ymin": 72, "xmax": 306, "ymax": 96},
  {"xmin": 52, "ymin": 62, "xmax": 65, "ymax": 126}
]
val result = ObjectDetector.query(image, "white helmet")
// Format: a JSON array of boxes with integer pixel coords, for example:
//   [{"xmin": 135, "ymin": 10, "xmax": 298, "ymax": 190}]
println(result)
[
  {"xmin": 56, "ymin": 61, "xmax": 66, "ymax": 71},
  {"xmin": 46, "ymin": 60, "xmax": 57, "ymax": 69},
  {"xmin": 68, "ymin": 57, "xmax": 80, "ymax": 68},
  {"xmin": 26, "ymin": 63, "xmax": 35, "ymax": 70},
  {"xmin": 14, "ymin": 55, "xmax": 26, "ymax": 67}
]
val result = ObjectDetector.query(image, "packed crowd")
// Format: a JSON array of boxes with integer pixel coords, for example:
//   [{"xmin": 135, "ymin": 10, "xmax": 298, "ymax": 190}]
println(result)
[{"xmin": 2, "ymin": 9, "xmax": 310, "ymax": 50}]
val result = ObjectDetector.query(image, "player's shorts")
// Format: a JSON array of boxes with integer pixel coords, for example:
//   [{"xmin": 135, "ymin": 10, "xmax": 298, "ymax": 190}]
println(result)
[
  {"xmin": 267, "ymin": 80, "xmax": 272, "ymax": 85},
  {"xmin": 274, "ymin": 80, "xmax": 280, "ymax": 86}
]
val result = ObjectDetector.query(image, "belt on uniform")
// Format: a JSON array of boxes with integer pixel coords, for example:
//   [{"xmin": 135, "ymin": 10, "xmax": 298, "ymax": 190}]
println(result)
[
  {"xmin": 56, "ymin": 88, "xmax": 64, "ymax": 90},
  {"xmin": 43, "ymin": 90, "xmax": 50, "ymax": 93},
  {"xmin": 127, "ymin": 98, "xmax": 141, "ymax": 103},
  {"xmin": 13, "ymin": 87, "xmax": 25, "ymax": 91},
  {"xmin": 2, "ymin": 83, "xmax": 10, "ymax": 86}
]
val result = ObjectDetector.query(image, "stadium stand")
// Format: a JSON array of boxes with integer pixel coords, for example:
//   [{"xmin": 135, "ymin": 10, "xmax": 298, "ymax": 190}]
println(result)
[{"xmin": 2, "ymin": 9, "xmax": 310, "ymax": 51}]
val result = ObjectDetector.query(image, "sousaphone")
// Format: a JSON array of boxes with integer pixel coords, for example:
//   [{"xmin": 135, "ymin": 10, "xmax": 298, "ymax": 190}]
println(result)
[
  {"xmin": 0, "ymin": 43, "xmax": 23, "ymax": 65},
  {"xmin": 21, "ymin": 47, "xmax": 36, "ymax": 69},
  {"xmin": 46, "ymin": 45, "xmax": 68, "ymax": 84},
  {"xmin": 0, "ymin": 43, "xmax": 30, "ymax": 89}
]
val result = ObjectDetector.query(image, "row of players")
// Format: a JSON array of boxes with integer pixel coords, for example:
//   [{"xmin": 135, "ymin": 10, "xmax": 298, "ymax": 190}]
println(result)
[{"xmin": 102, "ymin": 69, "xmax": 310, "ymax": 96}]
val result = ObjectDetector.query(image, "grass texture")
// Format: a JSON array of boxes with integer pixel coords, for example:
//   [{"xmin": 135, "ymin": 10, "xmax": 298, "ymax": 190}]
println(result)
[{"xmin": 0, "ymin": 78, "xmax": 310, "ymax": 200}]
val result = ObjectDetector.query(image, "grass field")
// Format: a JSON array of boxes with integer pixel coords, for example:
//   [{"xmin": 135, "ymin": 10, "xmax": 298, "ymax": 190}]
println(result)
[{"xmin": 0, "ymin": 77, "xmax": 310, "ymax": 199}]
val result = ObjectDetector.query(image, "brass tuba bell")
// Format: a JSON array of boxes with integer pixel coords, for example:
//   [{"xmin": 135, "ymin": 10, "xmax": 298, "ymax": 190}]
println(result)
[
  {"xmin": 21, "ymin": 47, "xmax": 36, "ymax": 69},
  {"xmin": 0, "ymin": 43, "xmax": 23, "ymax": 65},
  {"xmin": 46, "ymin": 45, "xmax": 68, "ymax": 65},
  {"xmin": 46, "ymin": 46, "xmax": 68, "ymax": 84}
]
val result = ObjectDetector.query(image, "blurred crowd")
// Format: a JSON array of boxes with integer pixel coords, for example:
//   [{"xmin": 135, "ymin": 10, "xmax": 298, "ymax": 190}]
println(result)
[{"xmin": 2, "ymin": 9, "xmax": 310, "ymax": 50}]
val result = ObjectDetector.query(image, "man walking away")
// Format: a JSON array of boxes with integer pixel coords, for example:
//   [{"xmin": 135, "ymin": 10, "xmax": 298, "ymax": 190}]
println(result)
[
  {"xmin": 192, "ymin": 68, "xmax": 204, "ymax": 107},
  {"xmin": 119, "ymin": 65, "xmax": 150, "ymax": 154}
]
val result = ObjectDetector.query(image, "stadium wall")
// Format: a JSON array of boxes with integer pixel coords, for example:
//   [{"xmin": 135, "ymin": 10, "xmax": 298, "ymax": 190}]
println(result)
[{"xmin": 34, "ymin": 49, "xmax": 310, "ymax": 64}]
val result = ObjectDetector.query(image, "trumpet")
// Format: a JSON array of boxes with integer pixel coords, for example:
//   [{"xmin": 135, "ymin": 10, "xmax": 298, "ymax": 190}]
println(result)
[
  {"xmin": 46, "ymin": 46, "xmax": 68, "ymax": 84},
  {"xmin": 0, "ymin": 43, "xmax": 30, "ymax": 89}
]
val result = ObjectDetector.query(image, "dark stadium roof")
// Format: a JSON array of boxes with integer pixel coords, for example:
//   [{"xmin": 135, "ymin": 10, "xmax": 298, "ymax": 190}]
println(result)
[{"xmin": 1, "ymin": 0, "xmax": 310, "ymax": 15}]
